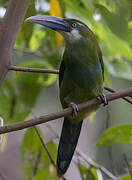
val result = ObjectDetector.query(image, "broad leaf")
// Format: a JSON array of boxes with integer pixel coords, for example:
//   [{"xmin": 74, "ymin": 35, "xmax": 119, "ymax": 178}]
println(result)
[{"xmin": 97, "ymin": 124, "xmax": 132, "ymax": 146}]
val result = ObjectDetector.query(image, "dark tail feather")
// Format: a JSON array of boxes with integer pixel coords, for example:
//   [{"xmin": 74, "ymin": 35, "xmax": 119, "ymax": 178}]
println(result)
[{"xmin": 57, "ymin": 118, "xmax": 83, "ymax": 177}]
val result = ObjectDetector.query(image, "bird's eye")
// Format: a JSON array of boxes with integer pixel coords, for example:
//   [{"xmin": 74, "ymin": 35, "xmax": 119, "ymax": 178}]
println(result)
[{"xmin": 71, "ymin": 23, "xmax": 77, "ymax": 28}]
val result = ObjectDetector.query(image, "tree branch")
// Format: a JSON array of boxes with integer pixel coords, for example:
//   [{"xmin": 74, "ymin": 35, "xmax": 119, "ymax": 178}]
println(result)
[
  {"xmin": 0, "ymin": 0, "xmax": 30, "ymax": 87},
  {"xmin": 76, "ymin": 150, "xmax": 120, "ymax": 180},
  {"xmin": 9, "ymin": 65, "xmax": 132, "ymax": 104},
  {"xmin": 104, "ymin": 85, "xmax": 132, "ymax": 104},
  {"xmin": 9, "ymin": 66, "xmax": 59, "ymax": 74},
  {"xmin": 0, "ymin": 87, "xmax": 132, "ymax": 135}
]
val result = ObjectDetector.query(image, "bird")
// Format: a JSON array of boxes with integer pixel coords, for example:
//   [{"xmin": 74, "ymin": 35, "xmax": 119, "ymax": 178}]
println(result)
[{"xmin": 25, "ymin": 15, "xmax": 106, "ymax": 178}]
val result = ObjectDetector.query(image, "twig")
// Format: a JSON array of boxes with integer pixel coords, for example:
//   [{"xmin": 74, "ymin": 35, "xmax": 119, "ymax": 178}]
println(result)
[
  {"xmin": 8, "ymin": 65, "xmax": 132, "ymax": 104},
  {"xmin": 9, "ymin": 66, "xmax": 59, "ymax": 74},
  {"xmin": 76, "ymin": 151, "xmax": 120, "ymax": 180},
  {"xmin": 123, "ymin": 154, "xmax": 132, "ymax": 180},
  {"xmin": 34, "ymin": 126, "xmax": 56, "ymax": 167},
  {"xmin": 0, "ymin": 87, "xmax": 132, "ymax": 135},
  {"xmin": 104, "ymin": 85, "xmax": 132, "ymax": 104},
  {"xmin": 46, "ymin": 124, "xmax": 119, "ymax": 180}
]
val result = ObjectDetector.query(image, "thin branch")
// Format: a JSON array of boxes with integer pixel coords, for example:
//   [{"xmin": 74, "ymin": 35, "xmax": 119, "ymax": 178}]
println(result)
[
  {"xmin": 9, "ymin": 65, "xmax": 132, "ymax": 104},
  {"xmin": 104, "ymin": 85, "xmax": 132, "ymax": 104},
  {"xmin": 34, "ymin": 126, "xmax": 56, "ymax": 167},
  {"xmin": 9, "ymin": 66, "xmax": 59, "ymax": 74},
  {"xmin": 123, "ymin": 154, "xmax": 132, "ymax": 180},
  {"xmin": 0, "ymin": 87, "xmax": 132, "ymax": 135},
  {"xmin": 76, "ymin": 151, "xmax": 120, "ymax": 180}
]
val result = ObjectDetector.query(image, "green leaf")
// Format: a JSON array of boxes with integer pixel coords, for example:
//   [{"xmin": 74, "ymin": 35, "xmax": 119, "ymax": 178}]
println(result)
[
  {"xmin": 0, "ymin": 80, "xmax": 15, "ymax": 123},
  {"xmin": 77, "ymin": 163, "xmax": 99, "ymax": 180},
  {"xmin": 97, "ymin": 124, "xmax": 132, "ymax": 146},
  {"xmin": 95, "ymin": 4, "xmax": 130, "ymax": 41},
  {"xmin": 15, "ymin": 0, "xmax": 36, "ymax": 47},
  {"xmin": 29, "ymin": 26, "xmax": 46, "ymax": 52},
  {"xmin": 93, "ymin": 22, "xmax": 132, "ymax": 61},
  {"xmin": 13, "ymin": 60, "xmax": 57, "ymax": 108},
  {"xmin": 105, "ymin": 59, "xmax": 132, "ymax": 80},
  {"xmin": 120, "ymin": 174, "xmax": 131, "ymax": 180},
  {"xmin": 21, "ymin": 128, "xmax": 57, "ymax": 180},
  {"xmin": 0, "ymin": 134, "xmax": 7, "ymax": 151}
]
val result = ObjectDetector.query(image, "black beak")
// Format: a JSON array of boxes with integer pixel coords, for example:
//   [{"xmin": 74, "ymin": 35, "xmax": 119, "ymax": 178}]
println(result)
[{"xmin": 25, "ymin": 15, "xmax": 70, "ymax": 32}]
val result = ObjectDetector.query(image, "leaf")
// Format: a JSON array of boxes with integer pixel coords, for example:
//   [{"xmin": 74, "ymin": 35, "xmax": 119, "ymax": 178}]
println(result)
[
  {"xmin": 120, "ymin": 174, "xmax": 131, "ymax": 180},
  {"xmin": 95, "ymin": 4, "xmax": 130, "ymax": 41},
  {"xmin": 0, "ymin": 79, "xmax": 15, "ymax": 123},
  {"xmin": 97, "ymin": 124, "xmax": 132, "ymax": 146},
  {"xmin": 106, "ymin": 59, "xmax": 132, "ymax": 80},
  {"xmin": 21, "ymin": 128, "xmax": 57, "ymax": 180},
  {"xmin": 77, "ymin": 163, "xmax": 99, "ymax": 180},
  {"xmin": 29, "ymin": 26, "xmax": 46, "ymax": 52},
  {"xmin": 93, "ymin": 22, "xmax": 132, "ymax": 61},
  {"xmin": 15, "ymin": 0, "xmax": 36, "ymax": 47},
  {"xmin": 13, "ymin": 60, "xmax": 57, "ymax": 108}
]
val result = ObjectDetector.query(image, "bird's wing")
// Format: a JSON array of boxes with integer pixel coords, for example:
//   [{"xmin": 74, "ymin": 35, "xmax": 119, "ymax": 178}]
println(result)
[
  {"xmin": 99, "ymin": 57, "xmax": 104, "ymax": 80},
  {"xmin": 59, "ymin": 59, "xmax": 65, "ymax": 87}
]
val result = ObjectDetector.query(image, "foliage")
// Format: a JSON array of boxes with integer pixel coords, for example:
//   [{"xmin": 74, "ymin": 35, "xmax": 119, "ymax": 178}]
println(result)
[
  {"xmin": 77, "ymin": 163, "xmax": 99, "ymax": 180},
  {"xmin": 97, "ymin": 124, "xmax": 132, "ymax": 146},
  {"xmin": 0, "ymin": 0, "xmax": 132, "ymax": 179},
  {"xmin": 21, "ymin": 128, "xmax": 57, "ymax": 180}
]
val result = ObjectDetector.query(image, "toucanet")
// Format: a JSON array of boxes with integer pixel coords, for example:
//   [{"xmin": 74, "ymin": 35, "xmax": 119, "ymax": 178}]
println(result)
[{"xmin": 25, "ymin": 15, "xmax": 106, "ymax": 177}]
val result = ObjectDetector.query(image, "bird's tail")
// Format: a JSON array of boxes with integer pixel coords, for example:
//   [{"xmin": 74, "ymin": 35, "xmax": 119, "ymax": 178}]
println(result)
[{"xmin": 57, "ymin": 117, "xmax": 83, "ymax": 177}]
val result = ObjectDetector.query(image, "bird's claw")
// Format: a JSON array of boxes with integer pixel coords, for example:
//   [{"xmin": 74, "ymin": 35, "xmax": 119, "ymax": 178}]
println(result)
[
  {"xmin": 97, "ymin": 93, "xmax": 108, "ymax": 106},
  {"xmin": 69, "ymin": 102, "xmax": 79, "ymax": 116}
]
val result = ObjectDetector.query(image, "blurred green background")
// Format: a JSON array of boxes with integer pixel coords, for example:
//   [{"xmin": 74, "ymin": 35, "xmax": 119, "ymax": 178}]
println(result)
[{"xmin": 0, "ymin": 0, "xmax": 132, "ymax": 179}]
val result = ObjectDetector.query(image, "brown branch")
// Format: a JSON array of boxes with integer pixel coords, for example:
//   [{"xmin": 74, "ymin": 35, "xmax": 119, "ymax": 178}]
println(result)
[
  {"xmin": 76, "ymin": 150, "xmax": 120, "ymax": 180},
  {"xmin": 0, "ymin": 87, "xmax": 132, "ymax": 135},
  {"xmin": 9, "ymin": 66, "xmax": 59, "ymax": 74},
  {"xmin": 104, "ymin": 85, "xmax": 132, "ymax": 104},
  {"xmin": 0, "ymin": 0, "xmax": 30, "ymax": 87},
  {"xmin": 34, "ymin": 127, "xmax": 56, "ymax": 167},
  {"xmin": 9, "ymin": 66, "xmax": 132, "ymax": 104}
]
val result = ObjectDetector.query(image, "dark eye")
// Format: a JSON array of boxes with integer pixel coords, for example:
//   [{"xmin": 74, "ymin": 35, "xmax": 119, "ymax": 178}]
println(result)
[{"xmin": 71, "ymin": 23, "xmax": 77, "ymax": 28}]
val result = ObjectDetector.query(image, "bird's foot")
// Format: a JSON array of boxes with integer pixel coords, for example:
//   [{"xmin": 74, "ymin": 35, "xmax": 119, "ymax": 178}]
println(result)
[
  {"xmin": 97, "ymin": 93, "xmax": 108, "ymax": 106},
  {"xmin": 69, "ymin": 102, "xmax": 79, "ymax": 116}
]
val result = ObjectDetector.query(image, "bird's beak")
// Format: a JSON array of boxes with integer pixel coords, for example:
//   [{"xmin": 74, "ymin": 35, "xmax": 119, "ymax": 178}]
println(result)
[{"xmin": 25, "ymin": 15, "xmax": 70, "ymax": 32}]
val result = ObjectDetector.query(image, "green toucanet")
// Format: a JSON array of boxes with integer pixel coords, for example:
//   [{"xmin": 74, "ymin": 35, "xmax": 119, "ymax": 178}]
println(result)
[{"xmin": 25, "ymin": 15, "xmax": 105, "ymax": 177}]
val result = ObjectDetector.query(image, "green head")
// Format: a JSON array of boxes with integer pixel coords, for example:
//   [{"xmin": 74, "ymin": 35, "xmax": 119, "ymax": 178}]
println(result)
[{"xmin": 25, "ymin": 15, "xmax": 91, "ymax": 42}]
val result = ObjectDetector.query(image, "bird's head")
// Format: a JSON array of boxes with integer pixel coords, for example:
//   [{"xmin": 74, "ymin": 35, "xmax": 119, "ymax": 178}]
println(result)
[{"xmin": 25, "ymin": 15, "xmax": 89, "ymax": 42}]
